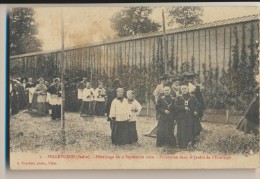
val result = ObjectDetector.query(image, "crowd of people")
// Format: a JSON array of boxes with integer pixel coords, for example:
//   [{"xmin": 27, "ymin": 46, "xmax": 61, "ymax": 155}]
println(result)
[{"xmin": 9, "ymin": 72, "xmax": 207, "ymax": 149}]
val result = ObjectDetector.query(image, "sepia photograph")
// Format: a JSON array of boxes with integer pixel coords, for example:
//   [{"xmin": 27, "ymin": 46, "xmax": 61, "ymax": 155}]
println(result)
[{"xmin": 8, "ymin": 4, "xmax": 260, "ymax": 169}]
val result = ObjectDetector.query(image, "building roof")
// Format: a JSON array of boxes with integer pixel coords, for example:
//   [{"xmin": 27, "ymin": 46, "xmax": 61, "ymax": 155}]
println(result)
[{"xmin": 11, "ymin": 14, "xmax": 260, "ymax": 59}]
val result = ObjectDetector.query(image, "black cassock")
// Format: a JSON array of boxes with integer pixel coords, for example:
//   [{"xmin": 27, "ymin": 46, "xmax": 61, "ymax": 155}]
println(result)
[
  {"xmin": 174, "ymin": 93, "xmax": 202, "ymax": 148},
  {"xmin": 65, "ymin": 83, "xmax": 78, "ymax": 112},
  {"xmin": 191, "ymin": 86, "xmax": 205, "ymax": 119},
  {"xmin": 47, "ymin": 84, "xmax": 61, "ymax": 119},
  {"xmin": 156, "ymin": 95, "xmax": 176, "ymax": 147},
  {"xmin": 236, "ymin": 94, "xmax": 259, "ymax": 134},
  {"xmin": 10, "ymin": 85, "xmax": 19, "ymax": 115},
  {"xmin": 17, "ymin": 84, "xmax": 27, "ymax": 110}
]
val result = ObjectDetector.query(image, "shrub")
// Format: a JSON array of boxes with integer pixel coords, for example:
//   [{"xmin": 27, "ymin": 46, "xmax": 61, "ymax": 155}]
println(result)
[{"xmin": 194, "ymin": 124, "xmax": 259, "ymax": 155}]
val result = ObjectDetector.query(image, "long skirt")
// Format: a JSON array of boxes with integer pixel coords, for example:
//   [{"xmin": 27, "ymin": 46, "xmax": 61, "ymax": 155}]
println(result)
[
  {"xmin": 31, "ymin": 93, "xmax": 38, "ymax": 111},
  {"xmin": 95, "ymin": 101, "xmax": 106, "ymax": 116},
  {"xmin": 78, "ymin": 99, "xmax": 83, "ymax": 112},
  {"xmin": 112, "ymin": 121, "xmax": 131, "ymax": 145},
  {"xmin": 192, "ymin": 117, "xmax": 203, "ymax": 138},
  {"xmin": 37, "ymin": 102, "xmax": 46, "ymax": 116},
  {"xmin": 51, "ymin": 105, "xmax": 61, "ymax": 119},
  {"xmin": 236, "ymin": 117, "xmax": 259, "ymax": 135},
  {"xmin": 10, "ymin": 94, "xmax": 19, "ymax": 115},
  {"xmin": 156, "ymin": 119, "xmax": 175, "ymax": 147},
  {"xmin": 176, "ymin": 117, "xmax": 194, "ymax": 148},
  {"xmin": 128, "ymin": 121, "xmax": 138, "ymax": 143},
  {"xmin": 81, "ymin": 101, "xmax": 95, "ymax": 116}
]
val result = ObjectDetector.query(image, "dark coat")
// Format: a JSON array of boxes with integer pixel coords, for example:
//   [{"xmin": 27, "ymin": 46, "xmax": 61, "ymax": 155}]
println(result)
[
  {"xmin": 156, "ymin": 95, "xmax": 176, "ymax": 147},
  {"xmin": 245, "ymin": 95, "xmax": 259, "ymax": 125},
  {"xmin": 190, "ymin": 86, "xmax": 205, "ymax": 118},
  {"xmin": 174, "ymin": 93, "xmax": 201, "ymax": 148}
]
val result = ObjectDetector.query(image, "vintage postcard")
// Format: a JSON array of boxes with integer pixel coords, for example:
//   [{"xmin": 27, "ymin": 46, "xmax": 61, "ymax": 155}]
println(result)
[{"xmin": 8, "ymin": 4, "xmax": 260, "ymax": 169}]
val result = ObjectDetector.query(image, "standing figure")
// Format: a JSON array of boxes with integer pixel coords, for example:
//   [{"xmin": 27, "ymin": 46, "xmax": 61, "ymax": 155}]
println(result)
[
  {"xmin": 236, "ymin": 86, "xmax": 259, "ymax": 135},
  {"xmin": 183, "ymin": 72, "xmax": 204, "ymax": 138},
  {"xmin": 47, "ymin": 78, "xmax": 62, "ymax": 120},
  {"xmin": 34, "ymin": 77, "xmax": 47, "ymax": 116},
  {"xmin": 94, "ymin": 81, "xmax": 107, "ymax": 116},
  {"xmin": 81, "ymin": 82, "xmax": 95, "ymax": 117},
  {"xmin": 25, "ymin": 77, "xmax": 35, "ymax": 111},
  {"xmin": 67, "ymin": 78, "xmax": 79, "ymax": 112},
  {"xmin": 106, "ymin": 79, "xmax": 122, "ymax": 130},
  {"xmin": 174, "ymin": 81, "xmax": 200, "ymax": 148},
  {"xmin": 156, "ymin": 86, "xmax": 176, "ymax": 147},
  {"xmin": 144, "ymin": 75, "xmax": 166, "ymax": 137},
  {"xmin": 109, "ymin": 88, "xmax": 131, "ymax": 145},
  {"xmin": 16, "ymin": 78, "xmax": 27, "ymax": 110},
  {"xmin": 10, "ymin": 80, "xmax": 19, "ymax": 115},
  {"xmin": 77, "ymin": 77, "xmax": 86, "ymax": 111},
  {"xmin": 126, "ymin": 90, "xmax": 142, "ymax": 144}
]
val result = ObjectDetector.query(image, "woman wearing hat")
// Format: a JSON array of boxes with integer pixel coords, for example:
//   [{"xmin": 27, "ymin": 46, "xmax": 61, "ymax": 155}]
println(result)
[
  {"xmin": 144, "ymin": 75, "xmax": 166, "ymax": 138},
  {"xmin": 34, "ymin": 77, "xmax": 48, "ymax": 116}
]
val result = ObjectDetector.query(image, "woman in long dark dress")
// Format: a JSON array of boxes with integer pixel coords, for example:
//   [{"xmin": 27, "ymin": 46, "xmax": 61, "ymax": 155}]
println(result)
[
  {"xmin": 10, "ymin": 80, "xmax": 19, "ymax": 115},
  {"xmin": 156, "ymin": 86, "xmax": 176, "ymax": 147},
  {"xmin": 174, "ymin": 81, "xmax": 200, "ymax": 148},
  {"xmin": 236, "ymin": 88, "xmax": 259, "ymax": 135},
  {"xmin": 17, "ymin": 78, "xmax": 27, "ymax": 110}
]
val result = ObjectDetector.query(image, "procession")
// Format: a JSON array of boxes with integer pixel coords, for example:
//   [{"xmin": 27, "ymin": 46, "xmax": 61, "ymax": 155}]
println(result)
[
  {"xmin": 9, "ymin": 71, "xmax": 208, "ymax": 149},
  {"xmin": 8, "ymin": 7, "xmax": 260, "ymax": 164}
]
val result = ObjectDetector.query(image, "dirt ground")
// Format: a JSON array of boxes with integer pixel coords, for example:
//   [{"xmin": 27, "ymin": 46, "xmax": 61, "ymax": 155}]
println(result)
[{"xmin": 9, "ymin": 109, "xmax": 247, "ymax": 156}]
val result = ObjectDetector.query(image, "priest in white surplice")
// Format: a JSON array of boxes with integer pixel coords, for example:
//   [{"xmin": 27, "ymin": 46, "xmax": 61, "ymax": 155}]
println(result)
[{"xmin": 109, "ymin": 88, "xmax": 131, "ymax": 145}]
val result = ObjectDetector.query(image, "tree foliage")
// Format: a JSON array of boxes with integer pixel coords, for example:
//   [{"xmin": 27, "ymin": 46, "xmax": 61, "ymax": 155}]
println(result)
[
  {"xmin": 110, "ymin": 7, "xmax": 161, "ymax": 37},
  {"xmin": 9, "ymin": 8, "xmax": 42, "ymax": 56},
  {"xmin": 167, "ymin": 7, "xmax": 203, "ymax": 27}
]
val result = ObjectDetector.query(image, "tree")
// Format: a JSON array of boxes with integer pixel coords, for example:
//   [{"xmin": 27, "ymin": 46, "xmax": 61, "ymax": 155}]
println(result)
[
  {"xmin": 110, "ymin": 7, "xmax": 161, "ymax": 37},
  {"xmin": 167, "ymin": 7, "xmax": 203, "ymax": 27},
  {"xmin": 9, "ymin": 8, "xmax": 42, "ymax": 56}
]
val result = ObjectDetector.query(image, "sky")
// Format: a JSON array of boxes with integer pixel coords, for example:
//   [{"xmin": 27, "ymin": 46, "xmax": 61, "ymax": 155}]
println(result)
[{"xmin": 33, "ymin": 5, "xmax": 260, "ymax": 51}]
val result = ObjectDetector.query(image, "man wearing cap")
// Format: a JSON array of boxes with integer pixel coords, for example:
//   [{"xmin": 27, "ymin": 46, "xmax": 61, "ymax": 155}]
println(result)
[{"xmin": 109, "ymin": 88, "xmax": 131, "ymax": 145}]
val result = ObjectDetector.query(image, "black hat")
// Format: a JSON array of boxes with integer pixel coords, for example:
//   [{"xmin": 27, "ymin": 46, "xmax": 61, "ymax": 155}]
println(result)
[
  {"xmin": 165, "ymin": 81, "xmax": 172, "ymax": 86},
  {"xmin": 182, "ymin": 72, "xmax": 195, "ymax": 77},
  {"xmin": 171, "ymin": 74, "xmax": 182, "ymax": 82},
  {"xmin": 64, "ymin": 76, "xmax": 70, "ymax": 81},
  {"xmin": 159, "ymin": 75, "xmax": 167, "ymax": 81},
  {"xmin": 180, "ymin": 80, "xmax": 189, "ymax": 86}
]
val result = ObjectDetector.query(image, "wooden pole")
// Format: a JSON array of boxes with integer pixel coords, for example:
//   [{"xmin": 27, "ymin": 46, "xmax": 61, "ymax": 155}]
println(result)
[
  {"xmin": 162, "ymin": 9, "xmax": 167, "ymax": 75},
  {"xmin": 60, "ymin": 8, "xmax": 66, "ymax": 149}
]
